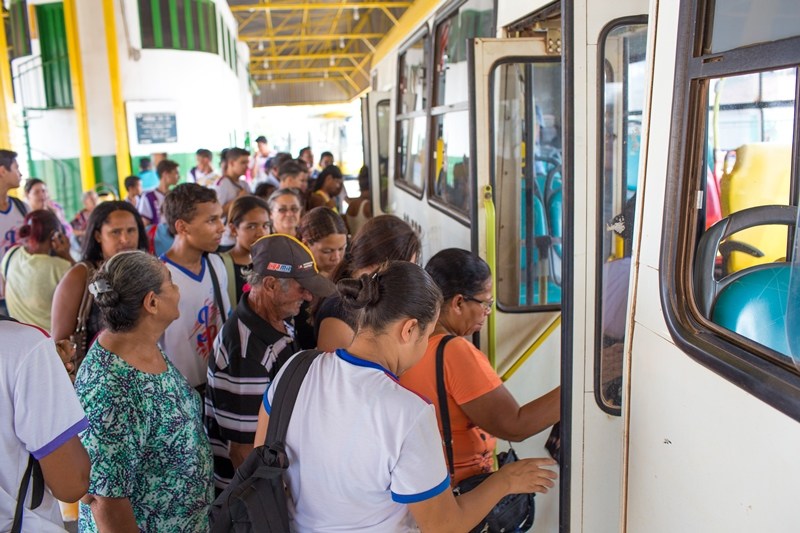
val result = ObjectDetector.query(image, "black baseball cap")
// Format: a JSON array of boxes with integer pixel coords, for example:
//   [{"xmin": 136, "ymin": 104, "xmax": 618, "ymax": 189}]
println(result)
[
  {"xmin": 251, "ymin": 234, "xmax": 335, "ymax": 297},
  {"xmin": 255, "ymin": 135, "xmax": 267, "ymax": 144}
]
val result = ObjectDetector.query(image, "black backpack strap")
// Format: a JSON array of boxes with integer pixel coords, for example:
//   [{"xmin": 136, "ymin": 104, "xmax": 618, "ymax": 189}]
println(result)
[
  {"xmin": 205, "ymin": 253, "xmax": 227, "ymax": 319},
  {"xmin": 11, "ymin": 455, "xmax": 44, "ymax": 533},
  {"xmin": 264, "ymin": 350, "xmax": 322, "ymax": 447},
  {"xmin": 10, "ymin": 196, "xmax": 28, "ymax": 216},
  {"xmin": 435, "ymin": 335, "xmax": 457, "ymax": 479}
]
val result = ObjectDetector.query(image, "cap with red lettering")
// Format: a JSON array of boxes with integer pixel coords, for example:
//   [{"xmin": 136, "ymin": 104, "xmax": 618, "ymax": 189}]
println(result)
[{"xmin": 250, "ymin": 234, "xmax": 336, "ymax": 297}]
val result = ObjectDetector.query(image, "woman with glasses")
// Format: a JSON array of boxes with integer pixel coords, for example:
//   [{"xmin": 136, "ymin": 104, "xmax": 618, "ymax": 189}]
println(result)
[
  {"xmin": 267, "ymin": 188, "xmax": 303, "ymax": 237},
  {"xmin": 400, "ymin": 248, "xmax": 561, "ymax": 485}
]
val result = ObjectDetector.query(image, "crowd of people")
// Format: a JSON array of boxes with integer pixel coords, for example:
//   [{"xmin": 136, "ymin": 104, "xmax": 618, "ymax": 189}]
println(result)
[{"xmin": 0, "ymin": 142, "xmax": 560, "ymax": 532}]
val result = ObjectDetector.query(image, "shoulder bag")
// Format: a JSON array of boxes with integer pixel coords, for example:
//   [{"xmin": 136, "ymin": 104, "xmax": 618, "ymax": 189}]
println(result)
[
  {"xmin": 209, "ymin": 349, "xmax": 321, "ymax": 532},
  {"xmin": 69, "ymin": 261, "xmax": 95, "ymax": 377},
  {"xmin": 435, "ymin": 335, "xmax": 535, "ymax": 533}
]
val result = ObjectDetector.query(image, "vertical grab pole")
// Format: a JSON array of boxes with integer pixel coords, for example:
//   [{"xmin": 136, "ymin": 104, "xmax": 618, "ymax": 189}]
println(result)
[
  {"xmin": 0, "ymin": 6, "xmax": 15, "ymax": 150},
  {"xmin": 483, "ymin": 184, "xmax": 497, "ymax": 368}
]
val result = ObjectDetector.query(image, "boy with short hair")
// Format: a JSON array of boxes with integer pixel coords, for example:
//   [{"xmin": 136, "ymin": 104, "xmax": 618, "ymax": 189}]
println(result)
[
  {"xmin": 138, "ymin": 159, "xmax": 180, "ymax": 226},
  {"xmin": 0, "ymin": 150, "xmax": 27, "ymax": 313},
  {"xmin": 124, "ymin": 175, "xmax": 142, "ymax": 208},
  {"xmin": 278, "ymin": 159, "xmax": 310, "ymax": 192},
  {"xmin": 160, "ymin": 183, "xmax": 230, "ymax": 390},
  {"xmin": 188, "ymin": 148, "xmax": 219, "ymax": 187}
]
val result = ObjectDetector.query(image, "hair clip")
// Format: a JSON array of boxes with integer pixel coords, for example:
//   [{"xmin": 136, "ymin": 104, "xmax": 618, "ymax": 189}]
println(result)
[{"xmin": 88, "ymin": 279, "xmax": 112, "ymax": 297}]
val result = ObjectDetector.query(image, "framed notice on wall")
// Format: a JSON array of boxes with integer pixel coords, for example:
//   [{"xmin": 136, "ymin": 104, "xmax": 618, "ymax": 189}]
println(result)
[
  {"xmin": 125, "ymin": 101, "xmax": 179, "ymax": 156},
  {"xmin": 135, "ymin": 113, "xmax": 177, "ymax": 144}
]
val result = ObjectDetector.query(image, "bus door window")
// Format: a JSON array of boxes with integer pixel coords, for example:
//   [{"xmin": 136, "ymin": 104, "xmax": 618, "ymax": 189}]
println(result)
[
  {"xmin": 491, "ymin": 59, "xmax": 562, "ymax": 309},
  {"xmin": 596, "ymin": 21, "xmax": 648, "ymax": 412}
]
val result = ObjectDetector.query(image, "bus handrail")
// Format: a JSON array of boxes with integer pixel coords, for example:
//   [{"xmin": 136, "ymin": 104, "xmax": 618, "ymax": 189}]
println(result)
[
  {"xmin": 500, "ymin": 314, "xmax": 562, "ymax": 382},
  {"xmin": 483, "ymin": 185, "xmax": 497, "ymax": 368}
]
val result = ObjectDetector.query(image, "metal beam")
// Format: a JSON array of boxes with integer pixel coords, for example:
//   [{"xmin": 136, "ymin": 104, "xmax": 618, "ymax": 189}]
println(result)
[
  {"xmin": 102, "ymin": 0, "xmax": 131, "ymax": 192},
  {"xmin": 240, "ymin": 33, "xmax": 382, "ymax": 42},
  {"xmin": 250, "ymin": 52, "xmax": 367, "ymax": 62},
  {"xmin": 341, "ymin": 72, "xmax": 362, "ymax": 92},
  {"xmin": 253, "ymin": 76, "xmax": 345, "ymax": 85},
  {"xmin": 231, "ymin": 2, "xmax": 411, "ymax": 12},
  {"xmin": 251, "ymin": 66, "xmax": 354, "ymax": 75}
]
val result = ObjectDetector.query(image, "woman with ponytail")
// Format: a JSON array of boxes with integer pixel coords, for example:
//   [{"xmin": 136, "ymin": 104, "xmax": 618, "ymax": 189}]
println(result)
[
  {"xmin": 254, "ymin": 261, "xmax": 557, "ymax": 532},
  {"xmin": 74, "ymin": 251, "xmax": 213, "ymax": 532},
  {"xmin": 0, "ymin": 209, "xmax": 74, "ymax": 330}
]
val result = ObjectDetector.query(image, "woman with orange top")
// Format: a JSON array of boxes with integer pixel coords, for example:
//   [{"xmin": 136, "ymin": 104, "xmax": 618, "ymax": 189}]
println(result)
[{"xmin": 399, "ymin": 248, "xmax": 561, "ymax": 484}]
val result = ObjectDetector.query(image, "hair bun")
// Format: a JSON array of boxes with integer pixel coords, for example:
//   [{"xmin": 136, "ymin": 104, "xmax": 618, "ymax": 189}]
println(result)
[
  {"xmin": 16, "ymin": 224, "xmax": 31, "ymax": 239},
  {"xmin": 338, "ymin": 273, "xmax": 381, "ymax": 310}
]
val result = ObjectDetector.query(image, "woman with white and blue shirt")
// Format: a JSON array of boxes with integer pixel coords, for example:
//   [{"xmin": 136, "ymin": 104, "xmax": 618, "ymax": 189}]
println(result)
[{"xmin": 255, "ymin": 261, "xmax": 558, "ymax": 532}]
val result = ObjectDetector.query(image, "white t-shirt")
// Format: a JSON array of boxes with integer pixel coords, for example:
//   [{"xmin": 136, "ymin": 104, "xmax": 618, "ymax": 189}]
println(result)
[
  {"xmin": 0, "ymin": 198, "xmax": 26, "ymax": 299},
  {"xmin": 0, "ymin": 320, "xmax": 88, "ymax": 532},
  {"xmin": 160, "ymin": 254, "xmax": 230, "ymax": 387},
  {"xmin": 137, "ymin": 188, "xmax": 166, "ymax": 225},
  {"xmin": 214, "ymin": 177, "xmax": 252, "ymax": 246},
  {"xmin": 187, "ymin": 167, "xmax": 219, "ymax": 187},
  {"xmin": 265, "ymin": 349, "xmax": 450, "ymax": 532}
]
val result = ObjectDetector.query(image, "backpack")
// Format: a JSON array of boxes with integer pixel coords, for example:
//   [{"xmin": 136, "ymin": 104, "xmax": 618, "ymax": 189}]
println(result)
[
  {"xmin": 143, "ymin": 190, "xmax": 160, "ymax": 226},
  {"xmin": 209, "ymin": 349, "xmax": 321, "ymax": 532}
]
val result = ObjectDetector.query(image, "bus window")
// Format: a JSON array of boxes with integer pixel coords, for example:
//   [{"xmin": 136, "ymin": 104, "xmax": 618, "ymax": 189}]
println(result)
[
  {"xmin": 661, "ymin": 0, "xmax": 800, "ymax": 413},
  {"xmin": 692, "ymin": 68, "xmax": 795, "ymax": 360},
  {"xmin": 429, "ymin": 0, "xmax": 493, "ymax": 217},
  {"xmin": 492, "ymin": 60, "xmax": 562, "ymax": 309},
  {"xmin": 376, "ymin": 99, "xmax": 391, "ymax": 213},
  {"xmin": 596, "ymin": 21, "xmax": 647, "ymax": 412},
  {"xmin": 395, "ymin": 31, "xmax": 428, "ymax": 193}
]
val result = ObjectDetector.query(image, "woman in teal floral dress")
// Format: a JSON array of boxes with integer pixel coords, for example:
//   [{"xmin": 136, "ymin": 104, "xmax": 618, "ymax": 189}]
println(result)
[{"xmin": 74, "ymin": 250, "xmax": 213, "ymax": 532}]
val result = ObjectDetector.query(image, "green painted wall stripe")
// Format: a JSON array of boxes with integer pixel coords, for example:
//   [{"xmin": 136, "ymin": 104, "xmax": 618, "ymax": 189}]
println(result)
[
  {"xmin": 197, "ymin": 0, "xmax": 207, "ymax": 51},
  {"xmin": 151, "ymin": 0, "xmax": 162, "ymax": 48},
  {"xmin": 169, "ymin": 0, "xmax": 180, "ymax": 49},
  {"xmin": 185, "ymin": 0, "xmax": 195, "ymax": 50}
]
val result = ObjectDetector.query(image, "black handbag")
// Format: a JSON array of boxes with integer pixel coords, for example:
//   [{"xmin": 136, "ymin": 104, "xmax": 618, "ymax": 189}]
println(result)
[{"xmin": 435, "ymin": 336, "xmax": 535, "ymax": 533}]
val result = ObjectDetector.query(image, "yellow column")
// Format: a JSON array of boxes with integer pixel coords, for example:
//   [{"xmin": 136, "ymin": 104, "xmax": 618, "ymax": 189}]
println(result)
[
  {"xmin": 102, "ymin": 0, "xmax": 131, "ymax": 196},
  {"xmin": 0, "ymin": 7, "xmax": 15, "ymax": 149},
  {"xmin": 63, "ymin": 0, "xmax": 95, "ymax": 192}
]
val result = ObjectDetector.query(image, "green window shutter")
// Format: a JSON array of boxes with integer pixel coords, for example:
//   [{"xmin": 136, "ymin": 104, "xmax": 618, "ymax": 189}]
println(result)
[
  {"xmin": 184, "ymin": 0, "xmax": 196, "ymax": 50},
  {"xmin": 36, "ymin": 3, "xmax": 72, "ymax": 109},
  {"xmin": 8, "ymin": 0, "xmax": 32, "ymax": 59},
  {"xmin": 209, "ymin": 3, "xmax": 218, "ymax": 54}
]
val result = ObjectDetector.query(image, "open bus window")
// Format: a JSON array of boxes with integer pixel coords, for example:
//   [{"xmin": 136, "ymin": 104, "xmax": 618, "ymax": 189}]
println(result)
[
  {"xmin": 692, "ymin": 68, "xmax": 796, "ymax": 362},
  {"xmin": 491, "ymin": 60, "xmax": 562, "ymax": 310},
  {"xmin": 596, "ymin": 21, "xmax": 648, "ymax": 412},
  {"xmin": 428, "ymin": 0, "xmax": 493, "ymax": 217},
  {"xmin": 395, "ymin": 31, "xmax": 428, "ymax": 193},
  {"xmin": 376, "ymin": 100, "xmax": 391, "ymax": 213}
]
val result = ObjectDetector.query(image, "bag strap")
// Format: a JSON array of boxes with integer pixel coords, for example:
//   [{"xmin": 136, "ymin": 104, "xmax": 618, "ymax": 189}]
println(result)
[
  {"xmin": 11, "ymin": 453, "xmax": 44, "ymax": 533},
  {"xmin": 220, "ymin": 252, "xmax": 237, "ymax": 308},
  {"xmin": 205, "ymin": 253, "xmax": 227, "ymax": 319},
  {"xmin": 264, "ymin": 350, "xmax": 322, "ymax": 447},
  {"xmin": 10, "ymin": 196, "xmax": 28, "ymax": 217},
  {"xmin": 3, "ymin": 244, "xmax": 22, "ymax": 281},
  {"xmin": 435, "ymin": 335, "xmax": 458, "ymax": 478},
  {"xmin": 75, "ymin": 261, "xmax": 95, "ymax": 334},
  {"xmin": 145, "ymin": 191, "xmax": 159, "ymax": 225}
]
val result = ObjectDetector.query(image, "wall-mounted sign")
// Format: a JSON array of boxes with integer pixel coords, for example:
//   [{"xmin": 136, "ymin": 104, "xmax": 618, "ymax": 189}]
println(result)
[{"xmin": 135, "ymin": 112, "xmax": 177, "ymax": 144}]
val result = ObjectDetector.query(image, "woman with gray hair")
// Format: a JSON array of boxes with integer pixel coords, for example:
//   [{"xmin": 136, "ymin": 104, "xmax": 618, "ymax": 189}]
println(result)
[{"xmin": 74, "ymin": 251, "xmax": 213, "ymax": 533}]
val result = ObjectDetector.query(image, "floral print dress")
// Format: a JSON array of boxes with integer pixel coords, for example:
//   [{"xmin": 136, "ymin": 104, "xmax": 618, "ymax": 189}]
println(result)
[{"xmin": 75, "ymin": 341, "xmax": 214, "ymax": 533}]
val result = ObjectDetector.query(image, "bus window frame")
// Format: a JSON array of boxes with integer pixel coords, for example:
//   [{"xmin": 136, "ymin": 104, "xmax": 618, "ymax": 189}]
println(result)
[
  {"xmin": 425, "ymin": 0, "xmax": 496, "ymax": 226},
  {"xmin": 660, "ymin": 0, "xmax": 800, "ymax": 422},
  {"xmin": 394, "ymin": 25, "xmax": 431, "ymax": 199},
  {"xmin": 487, "ymin": 55, "xmax": 563, "ymax": 314},
  {"xmin": 594, "ymin": 16, "xmax": 648, "ymax": 416}
]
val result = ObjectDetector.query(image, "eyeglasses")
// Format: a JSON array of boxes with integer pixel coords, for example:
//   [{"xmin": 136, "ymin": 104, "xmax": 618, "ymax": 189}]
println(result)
[
  {"xmin": 275, "ymin": 206, "xmax": 301, "ymax": 214},
  {"xmin": 464, "ymin": 295, "xmax": 494, "ymax": 311}
]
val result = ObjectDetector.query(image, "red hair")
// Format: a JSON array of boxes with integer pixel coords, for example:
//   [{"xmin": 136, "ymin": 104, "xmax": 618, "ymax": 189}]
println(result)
[{"xmin": 17, "ymin": 209, "xmax": 62, "ymax": 246}]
